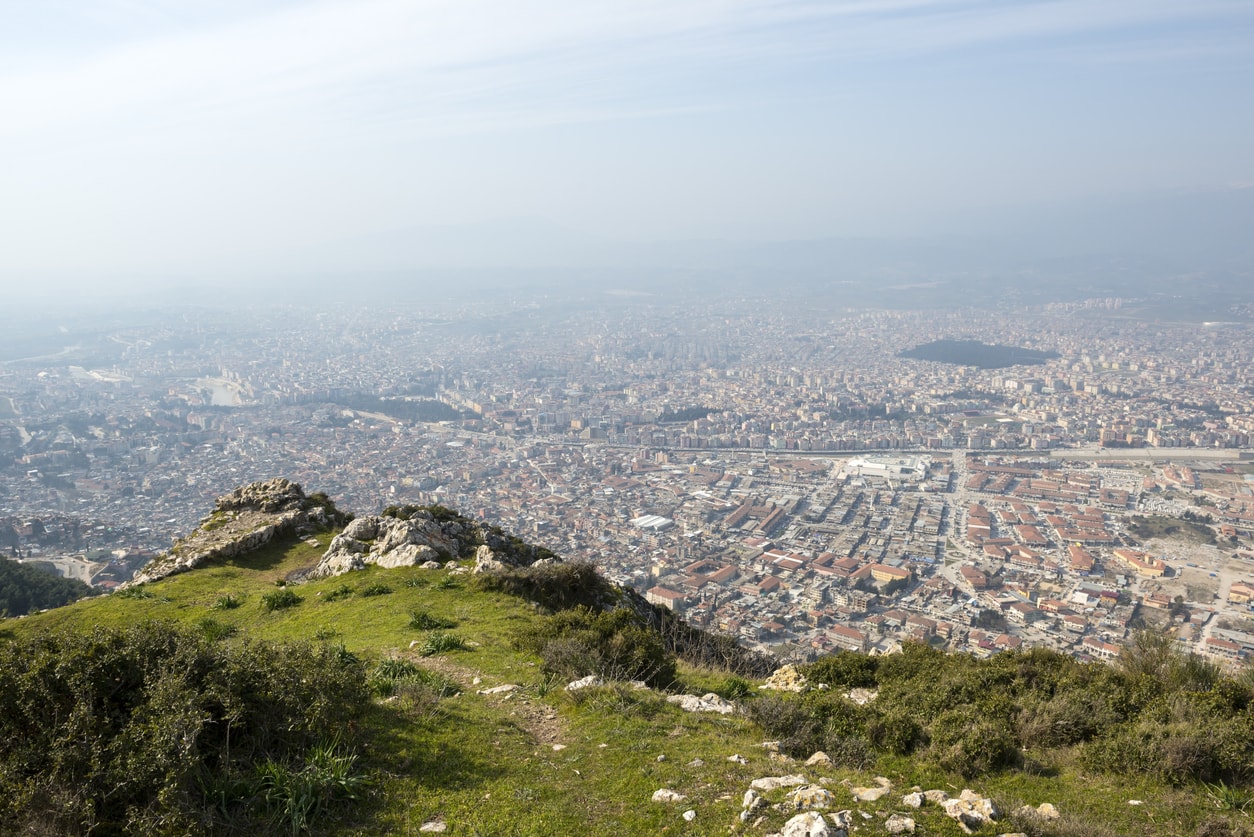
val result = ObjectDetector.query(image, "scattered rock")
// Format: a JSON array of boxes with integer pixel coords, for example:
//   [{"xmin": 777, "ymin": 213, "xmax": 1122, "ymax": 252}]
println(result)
[
  {"xmin": 942, "ymin": 790, "xmax": 1000, "ymax": 834},
  {"xmin": 901, "ymin": 791, "xmax": 924, "ymax": 808},
  {"xmin": 923, "ymin": 789, "xmax": 950, "ymax": 804},
  {"xmin": 656, "ymin": 754, "xmax": 667, "ymax": 762},
  {"xmin": 805, "ymin": 751, "xmax": 833, "ymax": 767},
  {"xmin": 652, "ymin": 789, "xmax": 688, "ymax": 804},
  {"xmin": 551, "ymin": 744, "xmax": 566, "ymax": 751},
  {"xmin": 666, "ymin": 692, "xmax": 736, "ymax": 714},
  {"xmin": 1013, "ymin": 802, "xmax": 1060, "ymax": 822},
  {"xmin": 790, "ymin": 785, "xmax": 835, "ymax": 811},
  {"xmin": 728, "ymin": 754, "xmax": 748, "ymax": 764},
  {"xmin": 885, "ymin": 814, "xmax": 916, "ymax": 834},
  {"xmin": 687, "ymin": 758, "xmax": 705, "ymax": 767},
  {"xmin": 418, "ymin": 820, "xmax": 447, "ymax": 833},
  {"xmin": 781, "ymin": 811, "xmax": 829, "ymax": 837},
  {"xmin": 750, "ymin": 774, "xmax": 808, "ymax": 792},
  {"xmin": 850, "ymin": 781, "xmax": 891, "ymax": 803},
  {"xmin": 761, "ymin": 664, "xmax": 809, "ymax": 693},
  {"xmin": 743, "ymin": 790, "xmax": 763, "ymax": 810},
  {"xmin": 475, "ymin": 684, "xmax": 519, "ymax": 695},
  {"xmin": 844, "ymin": 688, "xmax": 878, "ymax": 705},
  {"xmin": 682, "ymin": 810, "xmax": 697, "ymax": 822},
  {"xmin": 565, "ymin": 675, "xmax": 605, "ymax": 691}
]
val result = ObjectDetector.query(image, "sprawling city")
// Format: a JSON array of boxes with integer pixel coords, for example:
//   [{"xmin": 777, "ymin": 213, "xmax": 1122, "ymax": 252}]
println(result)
[{"xmin": 4, "ymin": 291, "xmax": 1253, "ymax": 669}]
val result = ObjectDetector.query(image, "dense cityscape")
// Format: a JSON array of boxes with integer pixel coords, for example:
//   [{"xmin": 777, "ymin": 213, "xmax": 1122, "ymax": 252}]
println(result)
[{"xmin": 3, "ymin": 291, "xmax": 1253, "ymax": 669}]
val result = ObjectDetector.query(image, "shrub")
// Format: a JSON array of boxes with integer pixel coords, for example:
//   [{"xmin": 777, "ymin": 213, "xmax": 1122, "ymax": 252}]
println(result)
[
  {"xmin": 517, "ymin": 606, "xmax": 676, "ymax": 688},
  {"xmin": 804, "ymin": 651, "xmax": 879, "ymax": 689},
  {"xmin": 212, "ymin": 593, "xmax": 242, "ymax": 610},
  {"xmin": 261, "ymin": 589, "xmax": 302, "ymax": 611},
  {"xmin": 0, "ymin": 622, "xmax": 368, "ymax": 834},
  {"xmin": 358, "ymin": 583, "xmax": 392, "ymax": 597},
  {"xmin": 409, "ymin": 609, "xmax": 457, "ymax": 630},
  {"xmin": 746, "ymin": 694, "xmax": 825, "ymax": 757},
  {"xmin": 414, "ymin": 630, "xmax": 468, "ymax": 657},
  {"xmin": 197, "ymin": 616, "xmax": 237, "ymax": 642},
  {"xmin": 324, "ymin": 584, "xmax": 354, "ymax": 602},
  {"xmin": 475, "ymin": 560, "xmax": 608, "ymax": 611}
]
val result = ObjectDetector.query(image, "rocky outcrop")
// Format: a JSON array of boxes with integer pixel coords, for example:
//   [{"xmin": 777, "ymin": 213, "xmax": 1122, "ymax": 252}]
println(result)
[
  {"xmin": 760, "ymin": 664, "xmax": 808, "ymax": 693},
  {"xmin": 125, "ymin": 478, "xmax": 334, "ymax": 587},
  {"xmin": 303, "ymin": 512, "xmax": 464, "ymax": 580}
]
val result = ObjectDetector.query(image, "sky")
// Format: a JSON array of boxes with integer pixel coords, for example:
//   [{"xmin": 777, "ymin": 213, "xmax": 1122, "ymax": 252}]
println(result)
[{"xmin": 1, "ymin": 0, "xmax": 1253, "ymax": 286}]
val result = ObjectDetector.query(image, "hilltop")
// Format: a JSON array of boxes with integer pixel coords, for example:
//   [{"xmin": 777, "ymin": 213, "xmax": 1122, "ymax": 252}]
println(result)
[{"xmin": 1, "ymin": 480, "xmax": 1252, "ymax": 836}]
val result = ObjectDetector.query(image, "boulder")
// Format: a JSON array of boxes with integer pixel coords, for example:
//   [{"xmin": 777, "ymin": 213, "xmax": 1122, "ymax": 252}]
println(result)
[
  {"xmin": 885, "ymin": 814, "xmax": 916, "ymax": 834},
  {"xmin": 781, "ymin": 811, "xmax": 829, "ymax": 837},
  {"xmin": 790, "ymin": 785, "xmax": 835, "ymax": 811},
  {"xmin": 666, "ymin": 693, "xmax": 736, "ymax": 714}
]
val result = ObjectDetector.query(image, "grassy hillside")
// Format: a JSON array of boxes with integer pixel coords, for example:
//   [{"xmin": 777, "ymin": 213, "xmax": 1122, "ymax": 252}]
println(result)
[{"xmin": 3, "ymin": 523, "xmax": 1253, "ymax": 836}]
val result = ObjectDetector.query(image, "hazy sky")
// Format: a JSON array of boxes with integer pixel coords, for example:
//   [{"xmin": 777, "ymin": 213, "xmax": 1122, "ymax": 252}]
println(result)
[{"xmin": 2, "ymin": 0, "xmax": 1252, "ymax": 280}]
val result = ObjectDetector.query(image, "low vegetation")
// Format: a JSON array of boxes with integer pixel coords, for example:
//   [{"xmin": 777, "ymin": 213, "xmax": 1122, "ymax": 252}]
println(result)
[{"xmin": 1, "ymin": 517, "xmax": 1252, "ymax": 835}]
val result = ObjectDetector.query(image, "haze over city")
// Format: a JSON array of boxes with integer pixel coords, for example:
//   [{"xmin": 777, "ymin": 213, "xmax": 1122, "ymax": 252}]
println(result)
[{"xmin": 2, "ymin": 0, "xmax": 1253, "ymax": 301}]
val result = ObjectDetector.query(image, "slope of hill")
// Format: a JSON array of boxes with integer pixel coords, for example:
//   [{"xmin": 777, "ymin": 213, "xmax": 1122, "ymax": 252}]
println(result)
[{"xmin": 1, "ymin": 481, "xmax": 1252, "ymax": 836}]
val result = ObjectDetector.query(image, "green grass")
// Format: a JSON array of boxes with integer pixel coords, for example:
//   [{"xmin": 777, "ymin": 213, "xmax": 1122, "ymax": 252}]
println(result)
[{"xmin": 6, "ymin": 531, "xmax": 1250, "ymax": 836}]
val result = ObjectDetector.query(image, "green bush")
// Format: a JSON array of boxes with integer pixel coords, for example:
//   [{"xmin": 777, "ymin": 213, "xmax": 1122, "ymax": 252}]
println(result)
[
  {"xmin": 358, "ymin": 583, "xmax": 392, "ymax": 597},
  {"xmin": 261, "ymin": 589, "xmax": 302, "ymax": 611},
  {"xmin": 414, "ymin": 630, "xmax": 468, "ymax": 657},
  {"xmin": 804, "ymin": 650, "xmax": 879, "ymax": 689},
  {"xmin": 474, "ymin": 560, "xmax": 608, "ymax": 611},
  {"xmin": 409, "ymin": 609, "xmax": 457, "ymax": 630},
  {"xmin": 212, "ymin": 593, "xmax": 242, "ymax": 610},
  {"xmin": 0, "ymin": 621, "xmax": 368, "ymax": 834},
  {"xmin": 517, "ymin": 606, "xmax": 676, "ymax": 688},
  {"xmin": 324, "ymin": 584, "xmax": 354, "ymax": 602}
]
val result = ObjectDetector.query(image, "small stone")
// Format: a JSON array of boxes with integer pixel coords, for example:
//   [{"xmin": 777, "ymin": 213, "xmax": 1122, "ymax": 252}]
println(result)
[
  {"xmin": 901, "ymin": 791, "xmax": 924, "ymax": 808},
  {"xmin": 666, "ymin": 692, "xmax": 736, "ymax": 714},
  {"xmin": 682, "ymin": 810, "xmax": 697, "ymax": 822},
  {"xmin": 750, "ymin": 774, "xmax": 808, "ymax": 792},
  {"xmin": 805, "ymin": 751, "xmax": 833, "ymax": 767},
  {"xmin": 656, "ymin": 754, "xmax": 667, "ymax": 762},
  {"xmin": 782, "ymin": 811, "xmax": 829, "ymax": 837},
  {"xmin": 790, "ymin": 785, "xmax": 835, "ymax": 811},
  {"xmin": 923, "ymin": 789, "xmax": 950, "ymax": 804},
  {"xmin": 885, "ymin": 814, "xmax": 916, "ymax": 834},
  {"xmin": 476, "ymin": 684, "xmax": 519, "ymax": 695},
  {"xmin": 743, "ymin": 789, "xmax": 761, "ymax": 810},
  {"xmin": 1036, "ymin": 803, "xmax": 1060, "ymax": 820},
  {"xmin": 652, "ymin": 789, "xmax": 687, "ymax": 804},
  {"xmin": 1128, "ymin": 800, "xmax": 1143, "ymax": 806},
  {"xmin": 418, "ymin": 821, "xmax": 446, "ymax": 833},
  {"xmin": 687, "ymin": 758, "xmax": 705, "ymax": 767},
  {"xmin": 565, "ymin": 675, "xmax": 605, "ymax": 691},
  {"xmin": 551, "ymin": 744, "xmax": 566, "ymax": 751},
  {"xmin": 850, "ymin": 785, "xmax": 889, "ymax": 802},
  {"xmin": 728, "ymin": 754, "xmax": 748, "ymax": 764}
]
